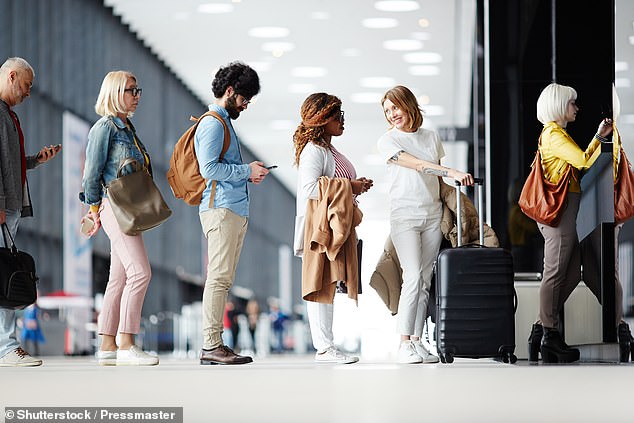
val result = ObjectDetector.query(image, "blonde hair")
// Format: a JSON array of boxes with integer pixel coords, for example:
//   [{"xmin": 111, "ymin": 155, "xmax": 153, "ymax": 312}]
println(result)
[
  {"xmin": 381, "ymin": 85, "xmax": 423, "ymax": 131},
  {"xmin": 536, "ymin": 83, "xmax": 577, "ymax": 124},
  {"xmin": 95, "ymin": 71, "xmax": 136, "ymax": 117}
]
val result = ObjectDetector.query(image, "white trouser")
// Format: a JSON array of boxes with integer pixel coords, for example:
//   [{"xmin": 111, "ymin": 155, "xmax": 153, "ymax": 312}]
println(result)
[
  {"xmin": 306, "ymin": 301, "xmax": 334, "ymax": 353},
  {"xmin": 391, "ymin": 217, "xmax": 442, "ymax": 338}
]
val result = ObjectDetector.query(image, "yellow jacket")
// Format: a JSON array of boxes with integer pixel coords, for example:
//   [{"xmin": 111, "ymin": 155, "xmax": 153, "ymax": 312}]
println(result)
[{"xmin": 539, "ymin": 121, "xmax": 601, "ymax": 192}]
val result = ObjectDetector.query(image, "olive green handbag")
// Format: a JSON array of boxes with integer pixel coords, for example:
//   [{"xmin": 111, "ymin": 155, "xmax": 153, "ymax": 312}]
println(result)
[{"xmin": 106, "ymin": 158, "xmax": 172, "ymax": 235}]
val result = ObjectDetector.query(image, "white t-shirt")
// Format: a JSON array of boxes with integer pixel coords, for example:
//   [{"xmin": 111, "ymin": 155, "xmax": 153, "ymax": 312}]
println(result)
[{"xmin": 377, "ymin": 127, "xmax": 445, "ymax": 222}]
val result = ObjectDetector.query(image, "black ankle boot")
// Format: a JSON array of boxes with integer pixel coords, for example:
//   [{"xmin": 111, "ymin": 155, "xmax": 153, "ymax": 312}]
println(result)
[
  {"xmin": 527, "ymin": 323, "xmax": 543, "ymax": 362},
  {"xmin": 618, "ymin": 322, "xmax": 632, "ymax": 363},
  {"xmin": 541, "ymin": 328, "xmax": 580, "ymax": 363}
]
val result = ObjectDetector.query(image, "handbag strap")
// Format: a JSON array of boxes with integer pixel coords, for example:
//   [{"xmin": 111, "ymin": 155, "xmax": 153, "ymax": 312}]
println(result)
[{"xmin": 1, "ymin": 223, "xmax": 18, "ymax": 253}]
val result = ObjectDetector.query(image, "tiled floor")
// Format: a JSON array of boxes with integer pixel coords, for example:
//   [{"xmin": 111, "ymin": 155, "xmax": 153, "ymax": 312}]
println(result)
[{"xmin": 1, "ymin": 354, "xmax": 632, "ymax": 423}]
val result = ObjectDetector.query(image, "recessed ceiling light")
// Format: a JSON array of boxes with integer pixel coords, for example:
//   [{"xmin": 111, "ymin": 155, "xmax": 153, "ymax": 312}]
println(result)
[
  {"xmin": 418, "ymin": 95, "xmax": 431, "ymax": 105},
  {"xmin": 350, "ymin": 92, "xmax": 383, "ymax": 104},
  {"xmin": 423, "ymin": 105, "xmax": 445, "ymax": 116},
  {"xmin": 362, "ymin": 18, "xmax": 399, "ymax": 29},
  {"xmin": 291, "ymin": 67, "xmax": 327, "ymax": 78},
  {"xmin": 311, "ymin": 11, "xmax": 330, "ymax": 20},
  {"xmin": 418, "ymin": 18, "xmax": 430, "ymax": 27},
  {"xmin": 197, "ymin": 3, "xmax": 234, "ymax": 13},
  {"xmin": 629, "ymin": 36, "xmax": 634, "ymax": 45},
  {"xmin": 403, "ymin": 52, "xmax": 442, "ymax": 64},
  {"xmin": 383, "ymin": 39, "xmax": 423, "ymax": 51},
  {"xmin": 248, "ymin": 27, "xmax": 290, "ymax": 38},
  {"xmin": 289, "ymin": 83, "xmax": 316, "ymax": 94},
  {"xmin": 409, "ymin": 65, "xmax": 440, "ymax": 76},
  {"xmin": 375, "ymin": 1, "xmax": 420, "ymax": 12},
  {"xmin": 615, "ymin": 61, "xmax": 628, "ymax": 72},
  {"xmin": 360, "ymin": 77, "xmax": 396, "ymax": 88},
  {"xmin": 262, "ymin": 42, "xmax": 295, "ymax": 53}
]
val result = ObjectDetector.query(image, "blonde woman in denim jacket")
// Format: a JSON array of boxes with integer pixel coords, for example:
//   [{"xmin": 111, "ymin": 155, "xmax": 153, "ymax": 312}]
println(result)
[{"xmin": 80, "ymin": 71, "xmax": 158, "ymax": 366}]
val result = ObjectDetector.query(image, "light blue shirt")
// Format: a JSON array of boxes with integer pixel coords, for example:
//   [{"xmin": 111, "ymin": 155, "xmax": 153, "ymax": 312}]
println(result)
[{"xmin": 194, "ymin": 104, "xmax": 251, "ymax": 216}]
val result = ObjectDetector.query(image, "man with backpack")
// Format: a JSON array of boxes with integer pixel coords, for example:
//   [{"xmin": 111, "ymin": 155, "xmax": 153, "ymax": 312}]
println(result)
[{"xmin": 192, "ymin": 62, "xmax": 269, "ymax": 365}]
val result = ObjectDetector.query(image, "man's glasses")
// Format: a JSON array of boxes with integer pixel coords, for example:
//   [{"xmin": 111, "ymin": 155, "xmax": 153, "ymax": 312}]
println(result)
[
  {"xmin": 124, "ymin": 87, "xmax": 143, "ymax": 97},
  {"xmin": 236, "ymin": 94, "xmax": 251, "ymax": 106}
]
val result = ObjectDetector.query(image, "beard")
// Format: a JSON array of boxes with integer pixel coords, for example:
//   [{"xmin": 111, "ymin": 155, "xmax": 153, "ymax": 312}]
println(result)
[{"xmin": 225, "ymin": 94, "xmax": 242, "ymax": 120}]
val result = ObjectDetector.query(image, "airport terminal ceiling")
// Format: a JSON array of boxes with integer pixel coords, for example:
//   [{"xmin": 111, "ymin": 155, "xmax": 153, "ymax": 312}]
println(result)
[{"xmin": 104, "ymin": 0, "xmax": 476, "ymax": 221}]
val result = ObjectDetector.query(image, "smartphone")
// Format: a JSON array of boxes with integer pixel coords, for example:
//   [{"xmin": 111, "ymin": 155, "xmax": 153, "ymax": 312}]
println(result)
[
  {"xmin": 80, "ymin": 216, "xmax": 95, "ymax": 236},
  {"xmin": 266, "ymin": 165, "xmax": 278, "ymax": 170}
]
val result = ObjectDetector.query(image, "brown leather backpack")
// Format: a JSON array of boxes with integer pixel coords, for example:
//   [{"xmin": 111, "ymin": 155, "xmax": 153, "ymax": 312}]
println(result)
[{"xmin": 167, "ymin": 111, "xmax": 230, "ymax": 206}]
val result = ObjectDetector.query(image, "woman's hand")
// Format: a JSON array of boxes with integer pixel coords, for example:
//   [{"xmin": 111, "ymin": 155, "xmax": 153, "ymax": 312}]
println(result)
[
  {"xmin": 598, "ymin": 118, "xmax": 613, "ymax": 138},
  {"xmin": 351, "ymin": 177, "xmax": 373, "ymax": 195},
  {"xmin": 451, "ymin": 170, "xmax": 474, "ymax": 186},
  {"xmin": 80, "ymin": 209, "xmax": 101, "ymax": 238}
]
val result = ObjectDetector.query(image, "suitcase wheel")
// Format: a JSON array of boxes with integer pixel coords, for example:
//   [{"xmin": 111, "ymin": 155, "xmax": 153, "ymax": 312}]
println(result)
[
  {"xmin": 445, "ymin": 353, "xmax": 454, "ymax": 364},
  {"xmin": 439, "ymin": 353, "xmax": 446, "ymax": 364},
  {"xmin": 509, "ymin": 354, "xmax": 517, "ymax": 364}
]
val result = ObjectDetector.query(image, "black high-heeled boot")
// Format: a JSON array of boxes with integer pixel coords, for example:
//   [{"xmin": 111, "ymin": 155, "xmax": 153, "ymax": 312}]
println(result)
[
  {"xmin": 618, "ymin": 322, "xmax": 632, "ymax": 363},
  {"xmin": 527, "ymin": 323, "xmax": 543, "ymax": 362},
  {"xmin": 541, "ymin": 328, "xmax": 580, "ymax": 363}
]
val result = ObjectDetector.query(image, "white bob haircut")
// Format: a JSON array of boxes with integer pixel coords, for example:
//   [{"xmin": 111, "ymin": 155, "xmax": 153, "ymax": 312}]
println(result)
[
  {"xmin": 95, "ymin": 70, "xmax": 136, "ymax": 117},
  {"xmin": 0, "ymin": 57, "xmax": 35, "ymax": 77},
  {"xmin": 536, "ymin": 82, "xmax": 577, "ymax": 125}
]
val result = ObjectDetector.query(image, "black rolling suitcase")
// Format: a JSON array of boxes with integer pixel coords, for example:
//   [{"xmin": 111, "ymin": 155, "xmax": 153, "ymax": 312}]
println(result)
[{"xmin": 435, "ymin": 179, "xmax": 516, "ymax": 364}]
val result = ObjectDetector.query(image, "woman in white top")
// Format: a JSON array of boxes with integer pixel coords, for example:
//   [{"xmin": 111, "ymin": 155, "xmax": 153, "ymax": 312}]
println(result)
[
  {"xmin": 293, "ymin": 93, "xmax": 373, "ymax": 363},
  {"xmin": 377, "ymin": 86, "xmax": 473, "ymax": 364}
]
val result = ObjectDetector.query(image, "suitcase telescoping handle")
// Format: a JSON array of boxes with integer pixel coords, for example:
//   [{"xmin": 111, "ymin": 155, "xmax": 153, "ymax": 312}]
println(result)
[{"xmin": 454, "ymin": 178, "xmax": 484, "ymax": 247}]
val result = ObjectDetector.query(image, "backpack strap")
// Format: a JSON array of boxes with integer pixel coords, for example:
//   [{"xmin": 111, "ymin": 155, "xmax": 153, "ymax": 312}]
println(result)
[{"xmin": 191, "ymin": 111, "xmax": 231, "ymax": 208}]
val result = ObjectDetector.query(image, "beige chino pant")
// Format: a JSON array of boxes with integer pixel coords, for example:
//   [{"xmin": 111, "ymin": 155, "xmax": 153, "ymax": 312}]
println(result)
[{"xmin": 200, "ymin": 208, "xmax": 248, "ymax": 350}]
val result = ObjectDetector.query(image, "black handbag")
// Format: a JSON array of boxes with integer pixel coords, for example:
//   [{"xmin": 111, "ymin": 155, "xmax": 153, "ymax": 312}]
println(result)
[{"xmin": 0, "ymin": 223, "xmax": 38, "ymax": 309}]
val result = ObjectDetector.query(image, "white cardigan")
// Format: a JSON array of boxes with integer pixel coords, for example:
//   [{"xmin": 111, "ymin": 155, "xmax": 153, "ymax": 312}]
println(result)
[{"xmin": 293, "ymin": 142, "xmax": 335, "ymax": 257}]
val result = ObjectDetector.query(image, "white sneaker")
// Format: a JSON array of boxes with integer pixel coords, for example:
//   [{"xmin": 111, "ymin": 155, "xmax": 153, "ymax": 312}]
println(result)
[
  {"xmin": 0, "ymin": 347, "xmax": 42, "ymax": 367},
  {"xmin": 398, "ymin": 341, "xmax": 423, "ymax": 364},
  {"xmin": 412, "ymin": 340, "xmax": 440, "ymax": 363},
  {"xmin": 96, "ymin": 350, "xmax": 117, "ymax": 366},
  {"xmin": 314, "ymin": 347, "xmax": 359, "ymax": 364},
  {"xmin": 116, "ymin": 346, "xmax": 159, "ymax": 366}
]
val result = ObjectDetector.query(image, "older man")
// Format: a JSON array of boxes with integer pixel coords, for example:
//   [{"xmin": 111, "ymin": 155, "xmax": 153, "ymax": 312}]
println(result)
[{"xmin": 0, "ymin": 57, "xmax": 61, "ymax": 367}]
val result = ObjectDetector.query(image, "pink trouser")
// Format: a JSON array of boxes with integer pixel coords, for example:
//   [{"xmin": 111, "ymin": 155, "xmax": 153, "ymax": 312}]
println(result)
[{"xmin": 98, "ymin": 199, "xmax": 152, "ymax": 336}]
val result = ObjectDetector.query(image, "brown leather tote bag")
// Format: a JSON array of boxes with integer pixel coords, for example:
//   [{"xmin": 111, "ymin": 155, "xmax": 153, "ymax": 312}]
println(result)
[
  {"xmin": 518, "ymin": 146, "xmax": 572, "ymax": 227},
  {"xmin": 614, "ymin": 146, "xmax": 634, "ymax": 224}
]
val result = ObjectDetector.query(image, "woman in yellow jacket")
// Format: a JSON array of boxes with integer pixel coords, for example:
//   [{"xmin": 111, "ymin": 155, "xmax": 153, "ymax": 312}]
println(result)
[{"xmin": 528, "ymin": 82, "xmax": 613, "ymax": 363}]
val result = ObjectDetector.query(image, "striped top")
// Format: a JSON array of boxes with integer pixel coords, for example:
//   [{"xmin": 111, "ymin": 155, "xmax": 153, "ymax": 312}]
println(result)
[{"xmin": 330, "ymin": 144, "xmax": 357, "ymax": 180}]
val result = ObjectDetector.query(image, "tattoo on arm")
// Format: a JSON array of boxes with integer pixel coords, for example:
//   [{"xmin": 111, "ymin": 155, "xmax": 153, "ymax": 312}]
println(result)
[
  {"xmin": 423, "ymin": 168, "xmax": 449, "ymax": 177},
  {"xmin": 389, "ymin": 150, "xmax": 405, "ymax": 162}
]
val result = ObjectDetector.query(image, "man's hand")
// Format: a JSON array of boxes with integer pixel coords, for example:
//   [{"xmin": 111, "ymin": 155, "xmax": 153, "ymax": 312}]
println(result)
[
  {"xmin": 37, "ymin": 144, "xmax": 62, "ymax": 163},
  {"xmin": 248, "ymin": 161, "xmax": 269, "ymax": 185}
]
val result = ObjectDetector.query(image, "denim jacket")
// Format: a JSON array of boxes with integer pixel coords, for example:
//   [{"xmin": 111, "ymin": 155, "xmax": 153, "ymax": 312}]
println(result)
[{"xmin": 80, "ymin": 115, "xmax": 151, "ymax": 206}]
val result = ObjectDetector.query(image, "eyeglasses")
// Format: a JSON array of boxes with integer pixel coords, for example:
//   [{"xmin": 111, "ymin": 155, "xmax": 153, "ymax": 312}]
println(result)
[
  {"xmin": 124, "ymin": 87, "xmax": 143, "ymax": 97},
  {"xmin": 335, "ymin": 110, "xmax": 345, "ymax": 122},
  {"xmin": 236, "ymin": 94, "xmax": 251, "ymax": 106}
]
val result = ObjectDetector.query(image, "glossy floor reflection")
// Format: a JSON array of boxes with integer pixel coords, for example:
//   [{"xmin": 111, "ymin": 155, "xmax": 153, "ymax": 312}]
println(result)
[{"xmin": 1, "ymin": 354, "xmax": 632, "ymax": 423}]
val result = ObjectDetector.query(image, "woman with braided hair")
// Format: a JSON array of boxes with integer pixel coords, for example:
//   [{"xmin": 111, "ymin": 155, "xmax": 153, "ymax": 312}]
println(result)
[{"xmin": 293, "ymin": 93, "xmax": 373, "ymax": 364}]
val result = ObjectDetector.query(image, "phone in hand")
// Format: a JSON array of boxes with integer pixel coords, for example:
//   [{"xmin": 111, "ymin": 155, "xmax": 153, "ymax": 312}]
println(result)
[
  {"xmin": 266, "ymin": 165, "xmax": 278, "ymax": 170},
  {"xmin": 80, "ymin": 216, "xmax": 95, "ymax": 236}
]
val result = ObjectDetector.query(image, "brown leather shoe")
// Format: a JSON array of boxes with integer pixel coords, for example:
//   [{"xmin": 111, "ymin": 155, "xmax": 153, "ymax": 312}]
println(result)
[{"xmin": 199, "ymin": 346, "xmax": 253, "ymax": 365}]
